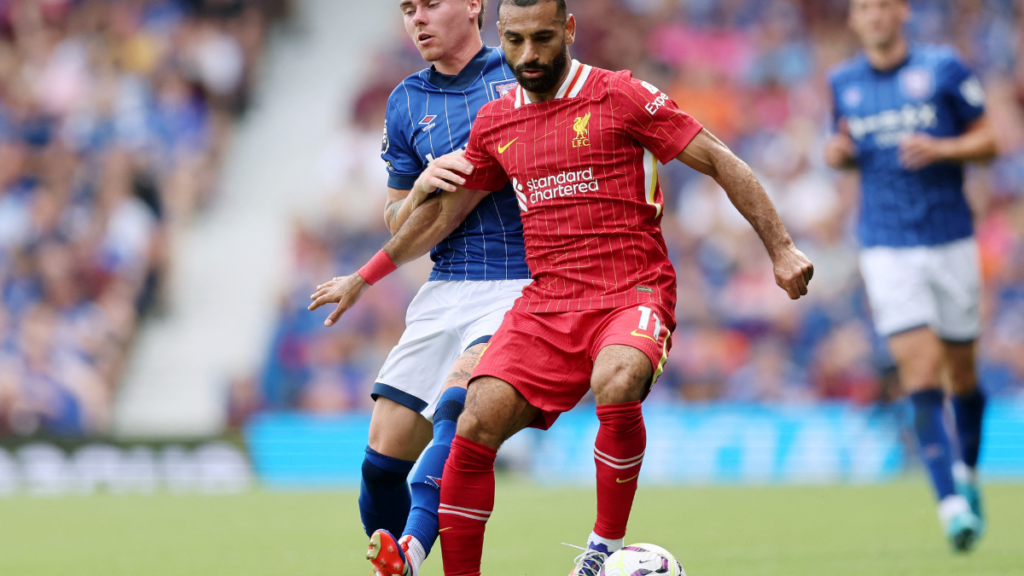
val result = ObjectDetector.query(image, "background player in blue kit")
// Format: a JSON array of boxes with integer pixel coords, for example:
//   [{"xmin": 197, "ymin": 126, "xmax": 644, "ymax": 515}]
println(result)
[
  {"xmin": 309, "ymin": 1, "xmax": 529, "ymax": 574},
  {"xmin": 825, "ymin": 0, "xmax": 998, "ymax": 552}
]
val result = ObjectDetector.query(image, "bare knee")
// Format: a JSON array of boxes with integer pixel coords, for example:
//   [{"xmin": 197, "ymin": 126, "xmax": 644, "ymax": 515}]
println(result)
[
  {"xmin": 889, "ymin": 328, "xmax": 944, "ymax": 392},
  {"xmin": 591, "ymin": 345, "xmax": 652, "ymax": 405},
  {"xmin": 456, "ymin": 377, "xmax": 537, "ymax": 450},
  {"xmin": 368, "ymin": 397, "xmax": 432, "ymax": 461},
  {"xmin": 943, "ymin": 340, "xmax": 979, "ymax": 394}
]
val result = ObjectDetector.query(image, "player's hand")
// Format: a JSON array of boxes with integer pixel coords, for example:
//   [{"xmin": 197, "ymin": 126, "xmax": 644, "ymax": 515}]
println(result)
[
  {"xmin": 308, "ymin": 273, "xmax": 370, "ymax": 327},
  {"xmin": 410, "ymin": 151, "xmax": 475, "ymax": 209},
  {"xmin": 772, "ymin": 243, "xmax": 814, "ymax": 300},
  {"xmin": 824, "ymin": 122, "xmax": 856, "ymax": 169},
  {"xmin": 898, "ymin": 133, "xmax": 949, "ymax": 171}
]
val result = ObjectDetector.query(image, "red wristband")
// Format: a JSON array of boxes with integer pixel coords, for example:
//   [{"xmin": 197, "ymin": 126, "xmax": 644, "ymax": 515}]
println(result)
[{"xmin": 357, "ymin": 250, "xmax": 398, "ymax": 286}]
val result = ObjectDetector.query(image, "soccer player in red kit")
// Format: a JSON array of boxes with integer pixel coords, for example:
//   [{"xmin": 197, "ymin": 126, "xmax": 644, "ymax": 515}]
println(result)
[
  {"xmin": 314, "ymin": 0, "xmax": 811, "ymax": 574},
  {"xmin": 410, "ymin": 1, "xmax": 815, "ymax": 575}
]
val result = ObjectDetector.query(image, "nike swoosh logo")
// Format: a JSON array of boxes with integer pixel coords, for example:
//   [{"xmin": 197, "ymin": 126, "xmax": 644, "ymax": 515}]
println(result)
[
  {"xmin": 630, "ymin": 330, "xmax": 657, "ymax": 343},
  {"xmin": 439, "ymin": 527, "xmax": 452, "ymax": 532},
  {"xmin": 498, "ymin": 138, "xmax": 518, "ymax": 153},
  {"xmin": 616, "ymin": 474, "xmax": 639, "ymax": 483}
]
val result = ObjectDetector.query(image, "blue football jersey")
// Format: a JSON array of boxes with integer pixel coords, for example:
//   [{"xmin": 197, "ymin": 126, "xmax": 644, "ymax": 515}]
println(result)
[
  {"xmin": 830, "ymin": 45, "xmax": 986, "ymax": 248},
  {"xmin": 382, "ymin": 46, "xmax": 530, "ymax": 281}
]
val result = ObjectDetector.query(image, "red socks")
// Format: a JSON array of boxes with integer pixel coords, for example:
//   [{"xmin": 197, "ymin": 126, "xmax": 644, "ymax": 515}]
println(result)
[
  {"xmin": 438, "ymin": 435, "xmax": 496, "ymax": 576},
  {"xmin": 437, "ymin": 404, "xmax": 644, "ymax": 574},
  {"xmin": 593, "ymin": 401, "xmax": 646, "ymax": 540}
]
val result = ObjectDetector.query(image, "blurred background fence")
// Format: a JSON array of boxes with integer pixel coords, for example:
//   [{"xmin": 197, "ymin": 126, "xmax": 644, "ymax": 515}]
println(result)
[{"xmin": 0, "ymin": 0, "xmax": 1022, "ymax": 491}]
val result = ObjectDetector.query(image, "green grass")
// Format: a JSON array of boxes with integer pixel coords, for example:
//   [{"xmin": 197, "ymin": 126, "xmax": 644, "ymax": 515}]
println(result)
[{"xmin": 1, "ymin": 480, "xmax": 1022, "ymax": 575}]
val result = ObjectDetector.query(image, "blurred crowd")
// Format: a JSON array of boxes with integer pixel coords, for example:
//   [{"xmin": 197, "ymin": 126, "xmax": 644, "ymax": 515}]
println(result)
[
  {"xmin": 245, "ymin": 0, "xmax": 1024, "ymax": 423},
  {"xmin": 0, "ymin": 0, "xmax": 288, "ymax": 437}
]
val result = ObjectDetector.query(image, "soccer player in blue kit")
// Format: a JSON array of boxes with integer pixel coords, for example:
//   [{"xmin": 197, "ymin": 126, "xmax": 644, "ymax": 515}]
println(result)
[
  {"xmin": 825, "ymin": 0, "xmax": 998, "ymax": 552},
  {"xmin": 309, "ymin": 1, "xmax": 529, "ymax": 574}
]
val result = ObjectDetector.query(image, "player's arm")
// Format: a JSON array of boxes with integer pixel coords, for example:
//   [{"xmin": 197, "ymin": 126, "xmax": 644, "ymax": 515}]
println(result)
[
  {"xmin": 309, "ymin": 169, "xmax": 491, "ymax": 327},
  {"xmin": 824, "ymin": 119, "xmax": 858, "ymax": 171},
  {"xmin": 900, "ymin": 54, "xmax": 997, "ymax": 171},
  {"xmin": 898, "ymin": 116, "xmax": 998, "ymax": 171},
  {"xmin": 676, "ymin": 128, "xmax": 814, "ymax": 300},
  {"xmin": 824, "ymin": 79, "xmax": 858, "ymax": 171},
  {"xmin": 384, "ymin": 153, "xmax": 474, "ymax": 234},
  {"xmin": 384, "ymin": 188, "xmax": 412, "ymax": 236}
]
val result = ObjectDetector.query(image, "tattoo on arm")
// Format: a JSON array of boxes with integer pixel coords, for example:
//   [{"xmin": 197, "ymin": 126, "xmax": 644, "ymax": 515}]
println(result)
[{"xmin": 386, "ymin": 199, "xmax": 404, "ymax": 230}]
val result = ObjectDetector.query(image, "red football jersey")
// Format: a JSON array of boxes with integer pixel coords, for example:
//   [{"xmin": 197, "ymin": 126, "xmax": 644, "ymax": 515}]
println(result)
[{"xmin": 462, "ymin": 60, "xmax": 703, "ymax": 313}]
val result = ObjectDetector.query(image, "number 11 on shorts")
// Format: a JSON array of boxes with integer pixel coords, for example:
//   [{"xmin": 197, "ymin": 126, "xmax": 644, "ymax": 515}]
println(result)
[{"xmin": 634, "ymin": 305, "xmax": 661, "ymax": 342}]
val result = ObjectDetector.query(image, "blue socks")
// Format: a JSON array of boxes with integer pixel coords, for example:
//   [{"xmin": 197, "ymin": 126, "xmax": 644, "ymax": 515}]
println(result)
[
  {"xmin": 952, "ymin": 388, "xmax": 986, "ymax": 469},
  {"xmin": 909, "ymin": 389, "xmax": 956, "ymax": 501},
  {"xmin": 404, "ymin": 387, "xmax": 467, "ymax": 556},
  {"xmin": 359, "ymin": 446, "xmax": 415, "ymax": 537}
]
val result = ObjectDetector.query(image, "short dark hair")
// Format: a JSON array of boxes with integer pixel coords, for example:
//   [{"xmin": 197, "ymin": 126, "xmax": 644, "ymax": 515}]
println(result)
[
  {"xmin": 497, "ymin": 0, "xmax": 567, "ymax": 22},
  {"xmin": 478, "ymin": 0, "xmax": 486, "ymax": 29}
]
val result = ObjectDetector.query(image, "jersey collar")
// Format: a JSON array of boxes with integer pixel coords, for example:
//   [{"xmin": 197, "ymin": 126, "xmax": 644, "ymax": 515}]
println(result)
[
  {"xmin": 514, "ymin": 59, "xmax": 592, "ymax": 109},
  {"xmin": 427, "ymin": 45, "xmax": 493, "ymax": 91}
]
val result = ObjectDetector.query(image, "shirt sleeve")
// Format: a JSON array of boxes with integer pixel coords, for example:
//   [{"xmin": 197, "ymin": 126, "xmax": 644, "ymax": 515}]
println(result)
[
  {"xmin": 828, "ymin": 75, "xmax": 843, "ymax": 132},
  {"xmin": 461, "ymin": 110, "xmax": 509, "ymax": 192},
  {"xmin": 940, "ymin": 52, "xmax": 986, "ymax": 127},
  {"xmin": 610, "ymin": 71, "xmax": 704, "ymax": 164},
  {"xmin": 382, "ymin": 91, "xmax": 425, "ymax": 190}
]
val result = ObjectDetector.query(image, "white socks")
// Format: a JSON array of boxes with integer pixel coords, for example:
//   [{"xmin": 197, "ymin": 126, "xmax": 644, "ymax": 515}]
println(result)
[
  {"xmin": 588, "ymin": 531, "xmax": 624, "ymax": 554},
  {"xmin": 952, "ymin": 461, "xmax": 977, "ymax": 485},
  {"xmin": 404, "ymin": 536, "xmax": 426, "ymax": 576},
  {"xmin": 938, "ymin": 495, "xmax": 970, "ymax": 524}
]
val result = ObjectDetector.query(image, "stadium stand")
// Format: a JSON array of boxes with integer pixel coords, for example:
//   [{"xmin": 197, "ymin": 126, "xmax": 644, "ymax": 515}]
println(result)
[
  {"xmin": 241, "ymin": 0, "xmax": 1024, "ymax": 425},
  {"xmin": 0, "ymin": 0, "xmax": 282, "ymax": 437}
]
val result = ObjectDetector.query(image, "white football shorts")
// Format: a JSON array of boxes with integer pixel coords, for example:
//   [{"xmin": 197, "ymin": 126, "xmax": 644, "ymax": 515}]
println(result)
[
  {"xmin": 372, "ymin": 279, "xmax": 530, "ymax": 420},
  {"xmin": 859, "ymin": 237, "xmax": 980, "ymax": 342}
]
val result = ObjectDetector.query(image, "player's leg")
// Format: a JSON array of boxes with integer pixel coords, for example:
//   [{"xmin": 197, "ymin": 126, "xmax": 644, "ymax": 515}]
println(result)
[
  {"xmin": 400, "ymin": 344, "xmax": 484, "ymax": 575},
  {"xmin": 438, "ymin": 376, "xmax": 540, "ymax": 576},
  {"xmin": 931, "ymin": 237, "xmax": 986, "ymax": 525},
  {"xmin": 889, "ymin": 328, "xmax": 979, "ymax": 550},
  {"xmin": 861, "ymin": 246, "xmax": 978, "ymax": 550},
  {"xmin": 889, "ymin": 328, "xmax": 959, "ymax": 500},
  {"xmin": 361, "ymin": 398, "xmax": 433, "ymax": 538},
  {"xmin": 571, "ymin": 305, "xmax": 672, "ymax": 576},
  {"xmin": 395, "ymin": 279, "xmax": 530, "ymax": 574},
  {"xmin": 583, "ymin": 345, "xmax": 652, "ymax": 565},
  {"xmin": 944, "ymin": 340, "xmax": 986, "ymax": 521},
  {"xmin": 361, "ymin": 282, "xmax": 457, "ymax": 540}
]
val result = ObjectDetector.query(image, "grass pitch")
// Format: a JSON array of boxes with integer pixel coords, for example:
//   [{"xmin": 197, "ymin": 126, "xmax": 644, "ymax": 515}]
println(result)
[{"xmin": 1, "ymin": 479, "xmax": 1021, "ymax": 576}]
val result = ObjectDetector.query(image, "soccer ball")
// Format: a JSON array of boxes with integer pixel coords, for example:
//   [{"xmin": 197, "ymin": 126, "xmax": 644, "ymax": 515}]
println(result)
[{"xmin": 601, "ymin": 543, "xmax": 685, "ymax": 576}]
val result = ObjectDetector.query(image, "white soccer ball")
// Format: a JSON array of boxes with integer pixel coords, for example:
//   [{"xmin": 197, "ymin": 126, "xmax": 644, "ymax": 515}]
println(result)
[{"xmin": 601, "ymin": 543, "xmax": 685, "ymax": 576}]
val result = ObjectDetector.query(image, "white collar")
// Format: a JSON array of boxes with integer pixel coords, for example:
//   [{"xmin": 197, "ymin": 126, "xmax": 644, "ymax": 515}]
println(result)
[{"xmin": 514, "ymin": 59, "xmax": 592, "ymax": 109}]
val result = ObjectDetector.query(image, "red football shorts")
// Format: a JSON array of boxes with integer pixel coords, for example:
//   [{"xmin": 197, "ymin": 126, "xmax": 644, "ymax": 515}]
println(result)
[{"xmin": 471, "ymin": 302, "xmax": 674, "ymax": 430}]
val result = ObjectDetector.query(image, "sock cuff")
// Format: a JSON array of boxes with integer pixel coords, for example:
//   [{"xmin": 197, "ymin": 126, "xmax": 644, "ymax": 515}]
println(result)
[
  {"xmin": 364, "ymin": 446, "xmax": 416, "ymax": 475},
  {"xmin": 434, "ymin": 388, "xmax": 468, "ymax": 422},
  {"xmin": 953, "ymin": 387, "xmax": 986, "ymax": 405},
  {"xmin": 596, "ymin": 401, "xmax": 643, "ymax": 419},
  {"xmin": 450, "ymin": 434, "xmax": 497, "ymax": 471},
  {"xmin": 909, "ymin": 389, "xmax": 944, "ymax": 407}
]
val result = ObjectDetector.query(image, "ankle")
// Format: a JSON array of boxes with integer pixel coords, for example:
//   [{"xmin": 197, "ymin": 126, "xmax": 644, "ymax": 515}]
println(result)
[{"xmin": 588, "ymin": 531, "xmax": 624, "ymax": 554}]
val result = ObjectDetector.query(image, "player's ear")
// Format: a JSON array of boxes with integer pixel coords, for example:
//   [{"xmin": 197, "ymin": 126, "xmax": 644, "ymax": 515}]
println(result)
[
  {"xmin": 564, "ymin": 14, "xmax": 576, "ymax": 46},
  {"xmin": 468, "ymin": 0, "xmax": 483, "ymax": 26},
  {"xmin": 899, "ymin": 0, "xmax": 911, "ymax": 24}
]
